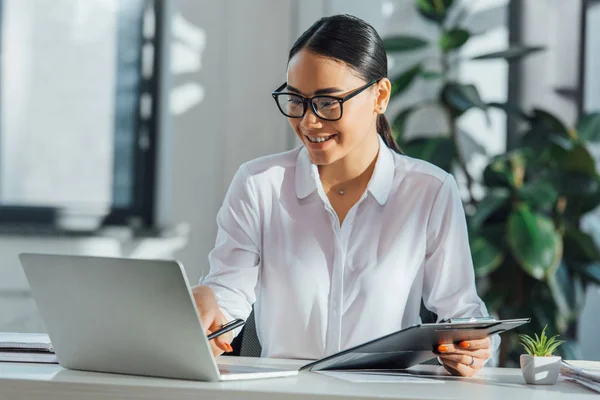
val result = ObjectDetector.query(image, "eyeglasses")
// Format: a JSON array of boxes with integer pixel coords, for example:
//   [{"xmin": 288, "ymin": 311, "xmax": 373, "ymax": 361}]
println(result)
[{"xmin": 271, "ymin": 80, "xmax": 378, "ymax": 121}]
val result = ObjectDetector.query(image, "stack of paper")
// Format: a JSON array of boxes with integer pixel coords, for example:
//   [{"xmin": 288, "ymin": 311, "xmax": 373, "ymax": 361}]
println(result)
[
  {"xmin": 0, "ymin": 332, "xmax": 58, "ymax": 364},
  {"xmin": 560, "ymin": 360, "xmax": 600, "ymax": 393}
]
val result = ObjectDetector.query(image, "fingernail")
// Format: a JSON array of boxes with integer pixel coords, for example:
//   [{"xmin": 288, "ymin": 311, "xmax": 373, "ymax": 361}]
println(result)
[
  {"xmin": 438, "ymin": 345, "xmax": 448, "ymax": 353},
  {"xmin": 459, "ymin": 341, "xmax": 470, "ymax": 349},
  {"xmin": 225, "ymin": 343, "xmax": 233, "ymax": 352}
]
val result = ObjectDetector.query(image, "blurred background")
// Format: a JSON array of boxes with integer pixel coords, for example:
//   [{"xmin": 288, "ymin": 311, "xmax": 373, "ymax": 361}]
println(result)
[{"xmin": 0, "ymin": 0, "xmax": 598, "ymax": 366}]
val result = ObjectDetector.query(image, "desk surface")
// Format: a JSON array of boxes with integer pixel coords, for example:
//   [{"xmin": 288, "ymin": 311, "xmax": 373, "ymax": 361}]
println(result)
[{"xmin": 0, "ymin": 356, "xmax": 596, "ymax": 400}]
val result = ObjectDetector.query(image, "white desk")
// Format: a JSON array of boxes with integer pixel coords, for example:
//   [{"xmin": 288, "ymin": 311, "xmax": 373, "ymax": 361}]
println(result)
[{"xmin": 0, "ymin": 356, "xmax": 596, "ymax": 400}]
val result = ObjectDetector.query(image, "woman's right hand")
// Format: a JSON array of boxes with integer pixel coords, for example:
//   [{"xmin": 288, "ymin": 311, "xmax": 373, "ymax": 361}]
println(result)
[{"xmin": 191, "ymin": 285, "xmax": 234, "ymax": 357}]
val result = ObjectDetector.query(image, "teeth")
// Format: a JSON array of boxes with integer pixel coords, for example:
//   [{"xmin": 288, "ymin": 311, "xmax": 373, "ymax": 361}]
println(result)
[{"xmin": 307, "ymin": 135, "xmax": 332, "ymax": 143}]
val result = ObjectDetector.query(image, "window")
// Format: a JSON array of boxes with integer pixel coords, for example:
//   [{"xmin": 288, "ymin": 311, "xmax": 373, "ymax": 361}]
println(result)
[{"xmin": 0, "ymin": 0, "xmax": 162, "ymax": 232}]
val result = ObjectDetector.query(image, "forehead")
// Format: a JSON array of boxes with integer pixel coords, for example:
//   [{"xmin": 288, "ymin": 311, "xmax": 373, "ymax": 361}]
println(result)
[{"xmin": 286, "ymin": 49, "xmax": 363, "ymax": 95}]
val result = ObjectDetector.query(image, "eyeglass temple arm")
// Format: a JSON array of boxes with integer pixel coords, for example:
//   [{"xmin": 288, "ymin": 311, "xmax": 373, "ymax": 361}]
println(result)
[
  {"xmin": 341, "ymin": 79, "xmax": 379, "ymax": 102},
  {"xmin": 272, "ymin": 82, "xmax": 287, "ymax": 94}
]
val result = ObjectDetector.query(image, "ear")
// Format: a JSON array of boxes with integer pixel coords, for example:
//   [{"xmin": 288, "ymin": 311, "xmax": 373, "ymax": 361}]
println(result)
[{"xmin": 374, "ymin": 78, "xmax": 392, "ymax": 114}]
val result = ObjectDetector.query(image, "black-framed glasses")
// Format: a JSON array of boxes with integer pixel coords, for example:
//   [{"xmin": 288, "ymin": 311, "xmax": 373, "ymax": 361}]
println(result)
[{"xmin": 271, "ymin": 79, "xmax": 379, "ymax": 121}]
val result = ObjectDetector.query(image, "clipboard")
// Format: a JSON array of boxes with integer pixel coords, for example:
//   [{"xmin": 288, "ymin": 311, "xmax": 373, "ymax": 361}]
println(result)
[{"xmin": 300, "ymin": 318, "xmax": 530, "ymax": 372}]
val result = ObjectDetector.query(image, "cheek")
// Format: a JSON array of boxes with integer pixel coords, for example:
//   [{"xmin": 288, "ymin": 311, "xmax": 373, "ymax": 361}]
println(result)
[{"xmin": 336, "ymin": 111, "xmax": 372, "ymax": 140}]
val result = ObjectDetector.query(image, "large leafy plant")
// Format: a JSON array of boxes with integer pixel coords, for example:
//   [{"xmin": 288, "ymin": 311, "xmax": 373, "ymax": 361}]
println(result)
[{"xmin": 385, "ymin": 0, "xmax": 600, "ymax": 364}]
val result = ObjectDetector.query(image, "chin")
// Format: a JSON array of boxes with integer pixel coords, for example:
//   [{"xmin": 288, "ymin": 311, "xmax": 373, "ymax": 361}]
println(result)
[{"xmin": 306, "ymin": 148, "xmax": 341, "ymax": 166}]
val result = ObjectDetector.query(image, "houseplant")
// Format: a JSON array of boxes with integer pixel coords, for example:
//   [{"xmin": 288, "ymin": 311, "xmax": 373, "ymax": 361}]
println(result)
[
  {"xmin": 519, "ymin": 326, "xmax": 564, "ymax": 384},
  {"xmin": 384, "ymin": 0, "xmax": 600, "ymax": 364}
]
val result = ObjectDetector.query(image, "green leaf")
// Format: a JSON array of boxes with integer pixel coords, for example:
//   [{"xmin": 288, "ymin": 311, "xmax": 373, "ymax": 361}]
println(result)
[
  {"xmin": 383, "ymin": 35, "xmax": 430, "ymax": 53},
  {"xmin": 552, "ymin": 173, "xmax": 600, "ymax": 216},
  {"xmin": 439, "ymin": 29, "xmax": 470, "ymax": 51},
  {"xmin": 441, "ymin": 83, "xmax": 487, "ymax": 115},
  {"xmin": 564, "ymin": 144, "xmax": 596, "ymax": 175},
  {"xmin": 469, "ymin": 189, "xmax": 511, "ymax": 230},
  {"xmin": 402, "ymin": 136, "xmax": 456, "ymax": 172},
  {"xmin": 390, "ymin": 64, "xmax": 422, "ymax": 99},
  {"xmin": 517, "ymin": 181, "xmax": 558, "ymax": 211},
  {"xmin": 576, "ymin": 112, "xmax": 600, "ymax": 142},
  {"xmin": 507, "ymin": 205, "xmax": 562, "ymax": 280},
  {"xmin": 483, "ymin": 150, "xmax": 529, "ymax": 189},
  {"xmin": 420, "ymin": 70, "xmax": 444, "ymax": 80},
  {"xmin": 487, "ymin": 102, "xmax": 530, "ymax": 120},
  {"xmin": 416, "ymin": 0, "xmax": 454, "ymax": 24},
  {"xmin": 563, "ymin": 226, "xmax": 600, "ymax": 263},
  {"xmin": 471, "ymin": 235, "xmax": 504, "ymax": 278},
  {"xmin": 392, "ymin": 107, "xmax": 419, "ymax": 142},
  {"xmin": 519, "ymin": 335, "xmax": 536, "ymax": 356},
  {"xmin": 529, "ymin": 109, "xmax": 571, "ymax": 139},
  {"xmin": 553, "ymin": 172, "xmax": 600, "ymax": 197},
  {"xmin": 471, "ymin": 46, "xmax": 545, "ymax": 61}
]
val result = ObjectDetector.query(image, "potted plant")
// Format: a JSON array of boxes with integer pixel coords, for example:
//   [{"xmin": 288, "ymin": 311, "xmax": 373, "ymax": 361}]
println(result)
[{"xmin": 519, "ymin": 326, "xmax": 564, "ymax": 385}]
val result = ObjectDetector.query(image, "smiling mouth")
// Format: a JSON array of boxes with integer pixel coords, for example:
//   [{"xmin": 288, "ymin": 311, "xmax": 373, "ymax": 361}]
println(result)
[{"xmin": 305, "ymin": 134, "xmax": 337, "ymax": 143}]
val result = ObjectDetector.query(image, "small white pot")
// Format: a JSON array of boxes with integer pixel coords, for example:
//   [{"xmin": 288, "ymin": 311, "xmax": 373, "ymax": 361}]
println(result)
[{"xmin": 520, "ymin": 354, "xmax": 562, "ymax": 385}]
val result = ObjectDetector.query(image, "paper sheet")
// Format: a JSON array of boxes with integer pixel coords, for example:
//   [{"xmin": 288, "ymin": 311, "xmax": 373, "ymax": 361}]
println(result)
[{"xmin": 0, "ymin": 333, "xmax": 52, "ymax": 351}]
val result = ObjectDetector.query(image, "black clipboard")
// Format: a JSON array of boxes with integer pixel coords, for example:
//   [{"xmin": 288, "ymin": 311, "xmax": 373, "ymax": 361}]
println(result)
[{"xmin": 300, "ymin": 318, "xmax": 530, "ymax": 372}]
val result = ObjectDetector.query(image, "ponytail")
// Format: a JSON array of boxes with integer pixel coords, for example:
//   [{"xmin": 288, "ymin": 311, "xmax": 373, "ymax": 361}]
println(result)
[{"xmin": 377, "ymin": 114, "xmax": 402, "ymax": 154}]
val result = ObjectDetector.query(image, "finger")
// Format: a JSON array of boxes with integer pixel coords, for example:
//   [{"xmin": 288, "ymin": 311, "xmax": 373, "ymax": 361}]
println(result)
[
  {"xmin": 439, "ymin": 352, "xmax": 486, "ymax": 366},
  {"xmin": 209, "ymin": 338, "xmax": 225, "ymax": 358},
  {"xmin": 438, "ymin": 348, "xmax": 491, "ymax": 361},
  {"xmin": 441, "ymin": 359, "xmax": 476, "ymax": 377},
  {"xmin": 210, "ymin": 316, "xmax": 233, "ymax": 353},
  {"xmin": 436, "ymin": 344, "xmax": 491, "ymax": 359},
  {"xmin": 456, "ymin": 337, "xmax": 490, "ymax": 350},
  {"xmin": 442, "ymin": 363, "xmax": 461, "ymax": 376}
]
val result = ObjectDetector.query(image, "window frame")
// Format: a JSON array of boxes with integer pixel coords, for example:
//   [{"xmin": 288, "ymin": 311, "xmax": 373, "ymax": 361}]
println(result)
[{"xmin": 0, "ymin": 0, "xmax": 165, "ymax": 234}]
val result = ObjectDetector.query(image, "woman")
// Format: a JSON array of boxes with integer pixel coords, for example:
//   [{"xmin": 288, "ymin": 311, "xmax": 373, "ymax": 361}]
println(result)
[{"xmin": 193, "ymin": 14, "xmax": 496, "ymax": 377}]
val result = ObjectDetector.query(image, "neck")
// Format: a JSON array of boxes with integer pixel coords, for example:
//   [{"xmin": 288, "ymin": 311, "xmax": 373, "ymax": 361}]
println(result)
[{"xmin": 318, "ymin": 133, "xmax": 380, "ymax": 189}]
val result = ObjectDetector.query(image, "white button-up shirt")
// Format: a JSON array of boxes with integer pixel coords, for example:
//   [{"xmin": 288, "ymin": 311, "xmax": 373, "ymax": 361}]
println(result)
[{"xmin": 200, "ymin": 136, "xmax": 493, "ymax": 360}]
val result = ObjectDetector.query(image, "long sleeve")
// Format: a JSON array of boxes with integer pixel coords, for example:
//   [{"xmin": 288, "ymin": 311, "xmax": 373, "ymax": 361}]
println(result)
[
  {"xmin": 200, "ymin": 164, "xmax": 261, "ymax": 336},
  {"xmin": 422, "ymin": 174, "xmax": 500, "ymax": 359}
]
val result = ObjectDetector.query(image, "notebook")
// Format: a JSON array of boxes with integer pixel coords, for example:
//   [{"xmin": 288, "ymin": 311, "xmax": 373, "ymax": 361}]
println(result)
[
  {"xmin": 0, "ymin": 351, "xmax": 58, "ymax": 364},
  {"xmin": 0, "ymin": 333, "xmax": 53, "ymax": 352},
  {"xmin": 0, "ymin": 332, "xmax": 57, "ymax": 364}
]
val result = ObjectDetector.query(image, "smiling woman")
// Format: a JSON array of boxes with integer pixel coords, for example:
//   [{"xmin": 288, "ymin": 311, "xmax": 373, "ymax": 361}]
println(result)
[{"xmin": 194, "ymin": 14, "xmax": 497, "ymax": 378}]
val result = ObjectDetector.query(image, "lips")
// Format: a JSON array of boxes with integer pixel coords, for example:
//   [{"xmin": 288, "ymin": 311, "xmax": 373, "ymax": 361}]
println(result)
[{"xmin": 306, "ymin": 134, "xmax": 336, "ymax": 143}]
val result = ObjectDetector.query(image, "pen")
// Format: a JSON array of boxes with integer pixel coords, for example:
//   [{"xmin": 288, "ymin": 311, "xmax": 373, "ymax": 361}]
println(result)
[{"xmin": 207, "ymin": 318, "xmax": 245, "ymax": 341}]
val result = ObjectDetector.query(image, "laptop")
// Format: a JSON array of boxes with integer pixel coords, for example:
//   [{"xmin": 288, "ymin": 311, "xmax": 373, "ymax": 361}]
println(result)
[{"xmin": 19, "ymin": 253, "xmax": 298, "ymax": 381}]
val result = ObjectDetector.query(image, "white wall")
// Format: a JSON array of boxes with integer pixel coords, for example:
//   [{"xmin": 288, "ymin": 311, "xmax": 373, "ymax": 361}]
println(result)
[{"xmin": 168, "ymin": 0, "xmax": 293, "ymax": 283}]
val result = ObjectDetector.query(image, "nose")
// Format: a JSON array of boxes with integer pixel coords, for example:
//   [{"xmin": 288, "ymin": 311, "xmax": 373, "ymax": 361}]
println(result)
[{"xmin": 300, "ymin": 106, "xmax": 323, "ymax": 130}]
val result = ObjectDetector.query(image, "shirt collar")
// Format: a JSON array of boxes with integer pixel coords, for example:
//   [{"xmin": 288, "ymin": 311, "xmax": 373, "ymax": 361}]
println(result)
[{"xmin": 295, "ymin": 135, "xmax": 396, "ymax": 205}]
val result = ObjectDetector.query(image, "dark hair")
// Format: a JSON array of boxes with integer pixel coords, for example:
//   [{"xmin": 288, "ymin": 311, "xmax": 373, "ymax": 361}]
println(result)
[{"xmin": 288, "ymin": 14, "xmax": 401, "ymax": 154}]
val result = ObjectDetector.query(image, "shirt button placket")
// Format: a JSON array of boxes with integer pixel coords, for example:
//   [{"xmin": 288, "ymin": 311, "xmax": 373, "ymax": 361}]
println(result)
[{"xmin": 326, "ymin": 208, "xmax": 343, "ymax": 354}]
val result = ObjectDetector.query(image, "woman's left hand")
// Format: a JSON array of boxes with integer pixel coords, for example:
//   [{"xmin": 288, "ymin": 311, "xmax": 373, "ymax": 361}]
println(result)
[{"xmin": 436, "ymin": 338, "xmax": 491, "ymax": 377}]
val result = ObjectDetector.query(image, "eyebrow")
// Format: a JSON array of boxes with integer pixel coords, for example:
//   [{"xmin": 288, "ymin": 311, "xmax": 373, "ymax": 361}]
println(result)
[{"xmin": 286, "ymin": 84, "xmax": 344, "ymax": 96}]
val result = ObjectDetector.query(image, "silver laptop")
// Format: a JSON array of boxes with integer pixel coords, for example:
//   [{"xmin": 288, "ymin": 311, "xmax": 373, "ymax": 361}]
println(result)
[{"xmin": 19, "ymin": 253, "xmax": 298, "ymax": 381}]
